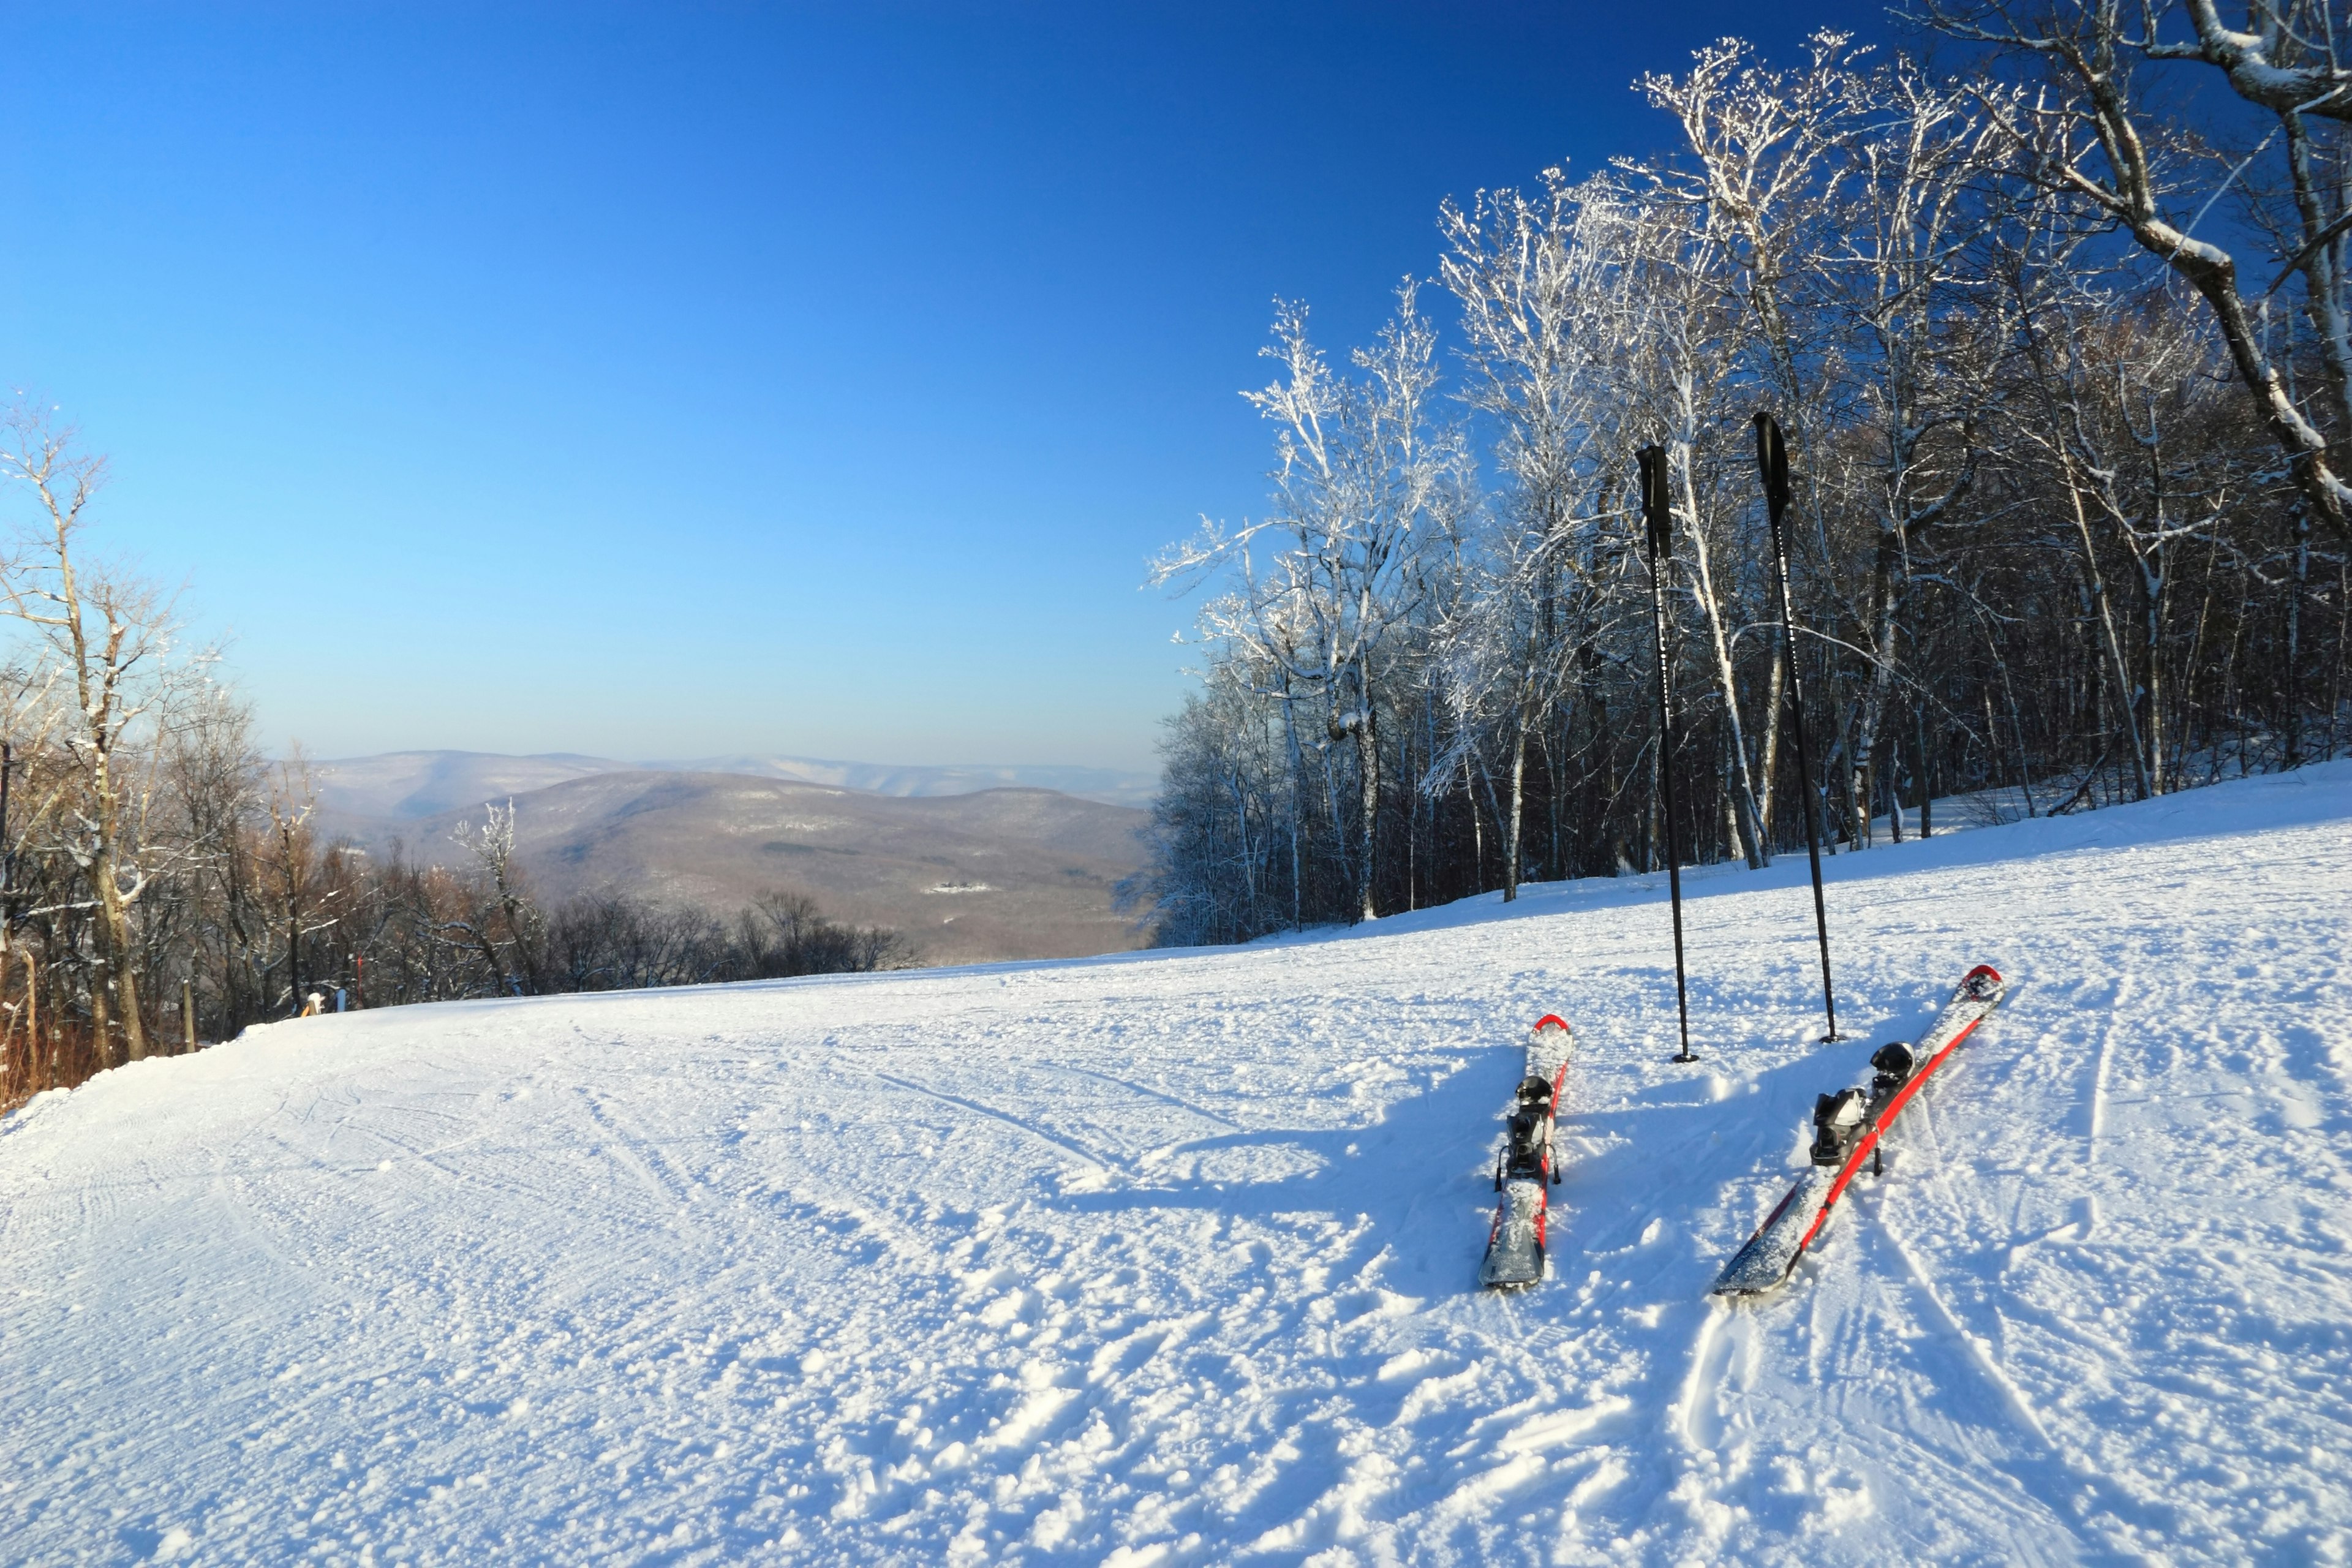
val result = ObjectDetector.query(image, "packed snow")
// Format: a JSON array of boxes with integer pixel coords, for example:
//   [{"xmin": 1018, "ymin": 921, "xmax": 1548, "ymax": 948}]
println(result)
[{"xmin": 4, "ymin": 764, "xmax": 2348, "ymax": 1564}]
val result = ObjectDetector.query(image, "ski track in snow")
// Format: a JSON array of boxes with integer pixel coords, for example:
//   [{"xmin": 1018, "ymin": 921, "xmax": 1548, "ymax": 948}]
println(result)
[{"xmin": 4, "ymin": 766, "xmax": 2351, "ymax": 1564}]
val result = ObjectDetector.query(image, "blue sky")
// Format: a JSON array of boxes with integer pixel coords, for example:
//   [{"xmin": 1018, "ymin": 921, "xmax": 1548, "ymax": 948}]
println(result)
[{"xmin": 0, "ymin": 1, "xmax": 1890, "ymax": 772}]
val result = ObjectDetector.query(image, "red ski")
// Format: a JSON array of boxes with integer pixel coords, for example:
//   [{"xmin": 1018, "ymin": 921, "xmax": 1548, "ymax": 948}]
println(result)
[
  {"xmin": 1710, "ymin": 965, "xmax": 2008, "ymax": 1298},
  {"xmin": 1479, "ymin": 1015, "xmax": 1574, "ymax": 1289}
]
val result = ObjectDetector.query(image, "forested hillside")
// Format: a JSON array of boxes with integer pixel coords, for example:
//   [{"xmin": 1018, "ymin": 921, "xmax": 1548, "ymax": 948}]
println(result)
[
  {"xmin": 365, "ymin": 772, "xmax": 1146, "ymax": 967},
  {"xmin": 1136, "ymin": 22, "xmax": 2352, "ymax": 945}
]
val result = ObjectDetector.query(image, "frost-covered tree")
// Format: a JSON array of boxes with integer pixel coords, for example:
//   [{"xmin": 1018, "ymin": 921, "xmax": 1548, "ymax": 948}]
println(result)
[
  {"xmin": 1152, "ymin": 287, "xmax": 1470, "ymax": 922},
  {"xmin": 1132, "ymin": 24, "xmax": 2348, "ymax": 948}
]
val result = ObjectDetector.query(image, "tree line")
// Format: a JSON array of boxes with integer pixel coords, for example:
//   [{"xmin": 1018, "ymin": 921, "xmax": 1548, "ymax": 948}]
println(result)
[
  {"xmin": 1132, "ymin": 9, "xmax": 2352, "ymax": 946},
  {"xmin": 0, "ymin": 406, "xmax": 907, "ymax": 1110}
]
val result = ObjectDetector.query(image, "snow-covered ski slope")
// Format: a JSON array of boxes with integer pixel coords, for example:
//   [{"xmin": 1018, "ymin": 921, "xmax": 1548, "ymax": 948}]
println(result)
[{"xmin": 4, "ymin": 766, "xmax": 2348, "ymax": 1565}]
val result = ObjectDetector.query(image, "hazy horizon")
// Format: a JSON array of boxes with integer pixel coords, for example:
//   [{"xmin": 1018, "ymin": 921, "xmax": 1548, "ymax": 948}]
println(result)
[
  {"xmin": 306, "ymin": 742, "xmax": 1159, "ymax": 775},
  {"xmin": 303, "ymin": 745, "xmax": 1161, "ymax": 813}
]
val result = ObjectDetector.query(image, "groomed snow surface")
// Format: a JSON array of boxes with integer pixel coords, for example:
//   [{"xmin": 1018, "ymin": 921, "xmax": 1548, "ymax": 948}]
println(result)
[{"xmin": 5, "ymin": 766, "xmax": 2350, "ymax": 1566}]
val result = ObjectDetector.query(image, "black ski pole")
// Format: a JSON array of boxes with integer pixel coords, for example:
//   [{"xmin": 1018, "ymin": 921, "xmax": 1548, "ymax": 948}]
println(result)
[
  {"xmin": 1754, "ymin": 412, "xmax": 1841, "ymax": 1042},
  {"xmin": 1637, "ymin": 446, "xmax": 1696, "ymax": 1065}
]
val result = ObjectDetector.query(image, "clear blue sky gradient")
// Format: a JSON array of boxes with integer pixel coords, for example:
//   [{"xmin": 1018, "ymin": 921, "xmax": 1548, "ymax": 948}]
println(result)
[{"xmin": 0, "ymin": 1, "xmax": 1893, "ymax": 772}]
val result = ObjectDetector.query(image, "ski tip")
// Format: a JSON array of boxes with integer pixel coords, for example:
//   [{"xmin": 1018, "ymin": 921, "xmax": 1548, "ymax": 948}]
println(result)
[
  {"xmin": 1962, "ymin": 962, "xmax": 2003, "ymax": 988},
  {"xmin": 1531, "ymin": 1014, "xmax": 1570, "ymax": 1036}
]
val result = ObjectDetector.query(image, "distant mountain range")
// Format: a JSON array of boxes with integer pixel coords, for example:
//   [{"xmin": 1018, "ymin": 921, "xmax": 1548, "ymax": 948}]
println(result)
[
  {"xmin": 307, "ymin": 751, "xmax": 1158, "ymax": 965},
  {"xmin": 309, "ymin": 749, "xmax": 1159, "ymax": 819}
]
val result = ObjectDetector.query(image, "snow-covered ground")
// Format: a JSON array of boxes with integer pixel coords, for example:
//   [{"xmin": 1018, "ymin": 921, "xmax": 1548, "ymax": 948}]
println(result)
[{"xmin": 4, "ymin": 766, "xmax": 2349, "ymax": 1565}]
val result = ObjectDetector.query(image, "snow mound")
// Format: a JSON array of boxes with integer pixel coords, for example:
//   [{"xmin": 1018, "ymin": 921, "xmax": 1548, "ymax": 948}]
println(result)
[{"xmin": 4, "ymin": 764, "xmax": 2349, "ymax": 1562}]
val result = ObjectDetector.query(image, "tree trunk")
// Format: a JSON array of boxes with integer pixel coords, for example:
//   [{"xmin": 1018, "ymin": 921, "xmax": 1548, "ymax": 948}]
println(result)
[
  {"xmin": 88, "ymin": 948, "xmax": 116, "ymax": 1071},
  {"xmin": 88, "ymin": 752, "xmax": 146, "ymax": 1063},
  {"xmin": 1464, "ymin": 753, "xmax": 1485, "ymax": 889},
  {"xmin": 2061, "ymin": 457, "xmax": 2153, "ymax": 800},
  {"xmin": 1502, "ymin": 701, "xmax": 1532, "ymax": 903},
  {"xmin": 1914, "ymin": 701, "xmax": 1933, "ymax": 839},
  {"xmin": 1847, "ymin": 527, "xmax": 1907, "ymax": 848},
  {"xmin": 2286, "ymin": 509, "xmax": 2310, "ymax": 767},
  {"xmin": 1757, "ymin": 635, "xmax": 1788, "ymax": 844},
  {"xmin": 1353, "ymin": 677, "xmax": 1379, "ymax": 922},
  {"xmin": 286, "ymin": 855, "xmax": 302, "ymax": 1016},
  {"xmin": 1672, "ymin": 444, "xmax": 1769, "ymax": 868},
  {"xmin": 1281, "ymin": 688, "xmax": 1304, "ymax": 930}
]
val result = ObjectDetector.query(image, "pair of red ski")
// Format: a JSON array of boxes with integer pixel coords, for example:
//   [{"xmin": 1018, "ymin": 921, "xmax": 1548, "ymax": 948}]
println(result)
[{"xmin": 1476, "ymin": 965, "xmax": 2008, "ymax": 1298}]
